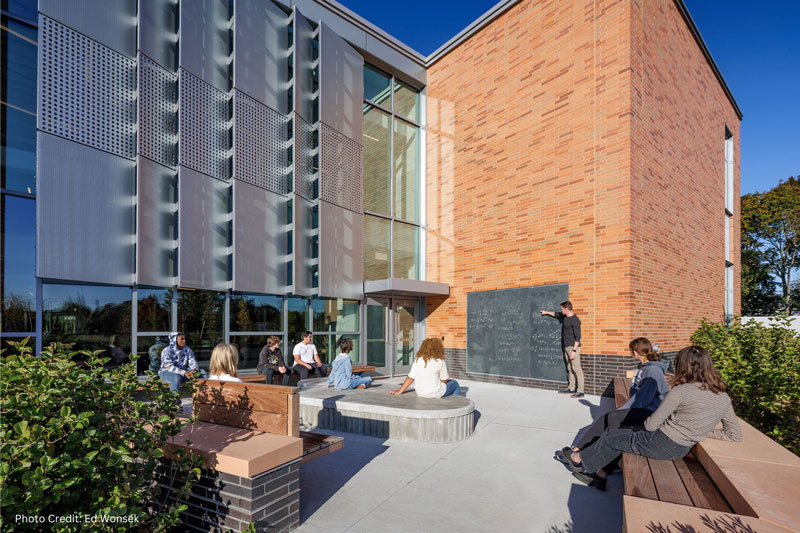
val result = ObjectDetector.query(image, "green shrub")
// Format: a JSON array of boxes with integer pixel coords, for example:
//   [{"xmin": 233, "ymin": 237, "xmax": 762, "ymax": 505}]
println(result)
[
  {"xmin": 0, "ymin": 339, "xmax": 201, "ymax": 532},
  {"xmin": 691, "ymin": 317, "xmax": 800, "ymax": 454}
]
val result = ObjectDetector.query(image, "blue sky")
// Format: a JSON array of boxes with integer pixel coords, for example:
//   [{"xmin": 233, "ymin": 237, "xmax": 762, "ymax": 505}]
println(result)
[{"xmin": 340, "ymin": 0, "xmax": 799, "ymax": 196}]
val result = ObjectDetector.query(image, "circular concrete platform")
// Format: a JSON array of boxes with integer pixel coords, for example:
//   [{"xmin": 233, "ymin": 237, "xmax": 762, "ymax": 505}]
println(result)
[{"xmin": 298, "ymin": 380, "xmax": 475, "ymax": 443}]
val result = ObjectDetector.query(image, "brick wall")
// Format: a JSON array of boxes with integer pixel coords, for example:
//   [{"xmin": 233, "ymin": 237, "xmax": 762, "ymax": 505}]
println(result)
[
  {"xmin": 157, "ymin": 460, "xmax": 300, "ymax": 532},
  {"xmin": 426, "ymin": 0, "xmax": 741, "ymax": 384}
]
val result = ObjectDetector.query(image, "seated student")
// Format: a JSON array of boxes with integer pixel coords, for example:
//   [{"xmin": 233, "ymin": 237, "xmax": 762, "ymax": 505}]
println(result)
[
  {"xmin": 207, "ymin": 343, "xmax": 243, "ymax": 382},
  {"xmin": 562, "ymin": 346, "xmax": 741, "ymax": 491},
  {"xmin": 558, "ymin": 337, "xmax": 668, "ymax": 468},
  {"xmin": 292, "ymin": 331, "xmax": 328, "ymax": 380},
  {"xmin": 159, "ymin": 332, "xmax": 207, "ymax": 392},
  {"xmin": 389, "ymin": 338, "xmax": 461, "ymax": 398},
  {"xmin": 257, "ymin": 336, "xmax": 290, "ymax": 386},
  {"xmin": 326, "ymin": 337, "xmax": 372, "ymax": 390}
]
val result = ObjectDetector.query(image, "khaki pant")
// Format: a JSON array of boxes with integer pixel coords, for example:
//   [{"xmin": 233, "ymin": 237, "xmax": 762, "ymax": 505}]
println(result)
[{"xmin": 563, "ymin": 346, "xmax": 584, "ymax": 393}]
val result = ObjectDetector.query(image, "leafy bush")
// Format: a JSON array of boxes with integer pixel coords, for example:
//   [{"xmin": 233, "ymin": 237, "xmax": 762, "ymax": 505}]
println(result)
[
  {"xmin": 692, "ymin": 317, "xmax": 800, "ymax": 454},
  {"xmin": 0, "ymin": 339, "xmax": 201, "ymax": 532}
]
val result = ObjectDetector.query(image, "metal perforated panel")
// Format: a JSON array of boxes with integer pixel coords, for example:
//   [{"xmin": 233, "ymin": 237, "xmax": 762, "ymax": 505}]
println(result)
[
  {"xmin": 319, "ymin": 22, "xmax": 364, "ymax": 143},
  {"xmin": 293, "ymin": 112, "xmax": 315, "ymax": 200},
  {"xmin": 232, "ymin": 180, "xmax": 288, "ymax": 294},
  {"xmin": 233, "ymin": 0, "xmax": 289, "ymax": 114},
  {"xmin": 179, "ymin": 69, "xmax": 231, "ymax": 181},
  {"xmin": 320, "ymin": 123, "xmax": 363, "ymax": 213},
  {"xmin": 137, "ymin": 156, "xmax": 177, "ymax": 287},
  {"xmin": 177, "ymin": 166, "xmax": 230, "ymax": 291},
  {"xmin": 37, "ymin": 132, "xmax": 135, "ymax": 285},
  {"xmin": 234, "ymin": 90, "xmax": 288, "ymax": 194},
  {"xmin": 138, "ymin": 54, "xmax": 178, "ymax": 168},
  {"xmin": 39, "ymin": 0, "xmax": 137, "ymax": 57},
  {"xmin": 318, "ymin": 200, "xmax": 363, "ymax": 299},
  {"xmin": 138, "ymin": 0, "xmax": 178, "ymax": 71},
  {"xmin": 38, "ymin": 16, "xmax": 136, "ymax": 159}
]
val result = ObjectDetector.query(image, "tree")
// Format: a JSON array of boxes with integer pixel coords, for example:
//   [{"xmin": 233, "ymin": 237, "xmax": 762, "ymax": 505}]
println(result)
[
  {"xmin": 741, "ymin": 176, "xmax": 800, "ymax": 314},
  {"xmin": 740, "ymin": 247, "xmax": 781, "ymax": 315}
]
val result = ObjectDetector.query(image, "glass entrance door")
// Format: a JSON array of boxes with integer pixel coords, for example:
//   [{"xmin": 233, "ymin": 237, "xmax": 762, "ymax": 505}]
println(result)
[
  {"xmin": 365, "ymin": 297, "xmax": 390, "ymax": 374},
  {"xmin": 394, "ymin": 302, "xmax": 416, "ymax": 375}
]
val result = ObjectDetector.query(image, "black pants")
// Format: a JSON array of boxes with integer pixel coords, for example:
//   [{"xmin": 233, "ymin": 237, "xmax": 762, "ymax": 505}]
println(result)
[
  {"xmin": 292, "ymin": 363, "xmax": 327, "ymax": 381},
  {"xmin": 575, "ymin": 407, "xmax": 653, "ymax": 450},
  {"xmin": 264, "ymin": 366, "xmax": 291, "ymax": 386},
  {"xmin": 581, "ymin": 429, "xmax": 692, "ymax": 474}
]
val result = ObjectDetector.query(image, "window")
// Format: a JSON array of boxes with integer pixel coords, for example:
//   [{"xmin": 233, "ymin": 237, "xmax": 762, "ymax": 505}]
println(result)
[
  {"xmin": 230, "ymin": 334, "xmax": 286, "ymax": 372},
  {"xmin": 393, "ymin": 80, "xmax": 419, "ymax": 123},
  {"xmin": 137, "ymin": 288, "xmax": 172, "ymax": 332},
  {"xmin": 230, "ymin": 293, "xmax": 283, "ymax": 332},
  {"xmin": 362, "ymin": 105, "xmax": 391, "ymax": 215},
  {"xmin": 43, "ymin": 284, "xmax": 132, "ymax": 354},
  {"xmin": 725, "ymin": 129, "xmax": 734, "ymax": 214},
  {"xmin": 364, "ymin": 215, "xmax": 391, "ymax": 281},
  {"xmin": 363, "ymin": 65, "xmax": 391, "ymax": 108},
  {"xmin": 311, "ymin": 297, "xmax": 360, "ymax": 363},
  {"xmin": 725, "ymin": 264, "xmax": 734, "ymax": 323},
  {"xmin": 177, "ymin": 290, "xmax": 225, "ymax": 370},
  {"xmin": 1, "ymin": 195, "xmax": 35, "ymax": 332},
  {"xmin": 393, "ymin": 119, "xmax": 419, "ymax": 223},
  {"xmin": 393, "ymin": 221, "xmax": 419, "ymax": 280},
  {"xmin": 287, "ymin": 296, "xmax": 308, "ymax": 347}
]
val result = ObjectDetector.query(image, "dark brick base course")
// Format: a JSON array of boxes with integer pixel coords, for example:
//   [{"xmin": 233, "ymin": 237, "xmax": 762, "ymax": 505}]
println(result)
[
  {"xmin": 445, "ymin": 348, "xmax": 676, "ymax": 397},
  {"xmin": 157, "ymin": 460, "xmax": 300, "ymax": 532}
]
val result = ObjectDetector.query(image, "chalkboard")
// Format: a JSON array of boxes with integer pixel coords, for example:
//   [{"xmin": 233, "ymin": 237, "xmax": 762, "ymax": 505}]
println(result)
[{"xmin": 467, "ymin": 283, "xmax": 569, "ymax": 381}]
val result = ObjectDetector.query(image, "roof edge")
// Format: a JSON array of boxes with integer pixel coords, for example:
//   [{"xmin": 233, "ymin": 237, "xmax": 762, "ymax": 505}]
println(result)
[
  {"xmin": 425, "ymin": 0, "xmax": 522, "ymax": 66},
  {"xmin": 673, "ymin": 0, "xmax": 742, "ymax": 120}
]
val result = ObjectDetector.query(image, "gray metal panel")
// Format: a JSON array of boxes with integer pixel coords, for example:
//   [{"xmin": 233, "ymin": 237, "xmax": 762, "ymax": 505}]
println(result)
[
  {"xmin": 291, "ymin": 0, "xmax": 367, "ymax": 50},
  {"xmin": 179, "ymin": 0, "xmax": 231, "ymax": 92},
  {"xmin": 39, "ymin": 0, "xmax": 136, "ymax": 57},
  {"xmin": 319, "ymin": 22, "xmax": 363, "ymax": 142},
  {"xmin": 232, "ymin": 181, "xmax": 287, "ymax": 294},
  {"xmin": 364, "ymin": 34, "xmax": 426, "ymax": 87},
  {"xmin": 137, "ymin": 156, "xmax": 177, "ymax": 287},
  {"xmin": 177, "ymin": 166, "xmax": 230, "ymax": 291},
  {"xmin": 318, "ymin": 201, "xmax": 363, "ymax": 300},
  {"xmin": 233, "ymin": 91, "xmax": 288, "ymax": 194},
  {"xmin": 36, "ymin": 133, "xmax": 135, "ymax": 285},
  {"xmin": 293, "ymin": 7, "xmax": 315, "ymax": 124},
  {"xmin": 293, "ymin": 112, "xmax": 315, "ymax": 200},
  {"xmin": 38, "ymin": 16, "xmax": 136, "ymax": 159},
  {"xmin": 363, "ymin": 278, "xmax": 449, "ymax": 297},
  {"xmin": 138, "ymin": 54, "xmax": 178, "ymax": 168},
  {"xmin": 179, "ymin": 69, "xmax": 232, "ymax": 181},
  {"xmin": 292, "ymin": 194, "xmax": 314, "ymax": 296},
  {"xmin": 320, "ymin": 122, "xmax": 362, "ymax": 214},
  {"xmin": 138, "ymin": 0, "xmax": 178, "ymax": 71},
  {"xmin": 233, "ymin": 0, "xmax": 289, "ymax": 114}
]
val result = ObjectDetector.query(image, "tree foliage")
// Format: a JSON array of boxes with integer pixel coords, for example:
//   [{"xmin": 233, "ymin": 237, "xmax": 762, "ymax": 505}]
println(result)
[
  {"xmin": 0, "ymin": 340, "xmax": 201, "ymax": 531},
  {"xmin": 741, "ymin": 176, "xmax": 800, "ymax": 314},
  {"xmin": 692, "ymin": 318, "xmax": 800, "ymax": 454}
]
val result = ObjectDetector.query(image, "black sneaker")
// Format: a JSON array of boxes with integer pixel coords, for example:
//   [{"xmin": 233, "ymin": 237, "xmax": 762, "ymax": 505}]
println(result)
[
  {"xmin": 558, "ymin": 388, "xmax": 575, "ymax": 395},
  {"xmin": 572, "ymin": 471, "xmax": 607, "ymax": 492},
  {"xmin": 570, "ymin": 392, "xmax": 585, "ymax": 398}
]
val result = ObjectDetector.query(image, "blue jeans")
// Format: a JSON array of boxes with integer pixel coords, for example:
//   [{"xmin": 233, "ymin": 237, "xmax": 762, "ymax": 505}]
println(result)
[
  {"xmin": 159, "ymin": 369, "xmax": 206, "ymax": 392},
  {"xmin": 580, "ymin": 428, "xmax": 692, "ymax": 473},
  {"xmin": 347, "ymin": 376, "xmax": 373, "ymax": 389},
  {"xmin": 442, "ymin": 379, "xmax": 461, "ymax": 397}
]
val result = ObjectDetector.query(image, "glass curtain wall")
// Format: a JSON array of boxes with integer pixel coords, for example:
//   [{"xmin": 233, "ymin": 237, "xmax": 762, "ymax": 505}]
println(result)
[
  {"xmin": 362, "ymin": 65, "xmax": 421, "ymax": 281},
  {"xmin": 0, "ymin": 8, "xmax": 38, "ymax": 351},
  {"xmin": 229, "ymin": 293, "xmax": 285, "ymax": 371}
]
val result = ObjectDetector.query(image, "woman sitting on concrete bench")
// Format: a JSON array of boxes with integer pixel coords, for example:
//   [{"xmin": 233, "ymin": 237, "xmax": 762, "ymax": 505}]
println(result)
[
  {"xmin": 389, "ymin": 338, "xmax": 461, "ymax": 398},
  {"xmin": 326, "ymin": 337, "xmax": 373, "ymax": 390},
  {"xmin": 562, "ymin": 346, "xmax": 742, "ymax": 491},
  {"xmin": 558, "ymin": 337, "xmax": 668, "ymax": 470}
]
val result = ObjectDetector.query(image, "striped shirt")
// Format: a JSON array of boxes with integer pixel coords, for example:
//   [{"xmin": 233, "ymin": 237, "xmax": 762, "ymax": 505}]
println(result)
[{"xmin": 644, "ymin": 382, "xmax": 742, "ymax": 447}]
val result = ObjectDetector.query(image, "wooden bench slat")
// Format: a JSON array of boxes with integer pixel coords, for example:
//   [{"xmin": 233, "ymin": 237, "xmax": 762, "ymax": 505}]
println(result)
[
  {"xmin": 299, "ymin": 431, "xmax": 344, "ymax": 465},
  {"xmin": 195, "ymin": 385, "xmax": 289, "ymax": 413},
  {"xmin": 196, "ymin": 404, "xmax": 289, "ymax": 435},
  {"xmin": 648, "ymin": 458, "xmax": 694, "ymax": 507},
  {"xmin": 613, "ymin": 377, "xmax": 630, "ymax": 408},
  {"xmin": 622, "ymin": 453, "xmax": 658, "ymax": 500},
  {"xmin": 195, "ymin": 379, "xmax": 297, "ymax": 394},
  {"xmin": 677, "ymin": 452, "xmax": 732, "ymax": 513}
]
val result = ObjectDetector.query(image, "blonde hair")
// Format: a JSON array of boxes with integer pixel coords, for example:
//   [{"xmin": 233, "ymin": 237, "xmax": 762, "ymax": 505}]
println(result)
[
  {"xmin": 209, "ymin": 343, "xmax": 240, "ymax": 378},
  {"xmin": 416, "ymin": 337, "xmax": 445, "ymax": 367}
]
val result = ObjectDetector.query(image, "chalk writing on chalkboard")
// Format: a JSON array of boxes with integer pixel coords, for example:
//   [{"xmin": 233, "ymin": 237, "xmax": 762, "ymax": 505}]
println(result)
[{"xmin": 467, "ymin": 284, "xmax": 569, "ymax": 381}]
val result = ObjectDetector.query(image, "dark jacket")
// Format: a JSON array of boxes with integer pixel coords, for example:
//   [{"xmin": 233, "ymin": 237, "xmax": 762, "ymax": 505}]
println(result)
[
  {"xmin": 622, "ymin": 359, "xmax": 670, "ymax": 412},
  {"xmin": 257, "ymin": 346, "xmax": 287, "ymax": 375}
]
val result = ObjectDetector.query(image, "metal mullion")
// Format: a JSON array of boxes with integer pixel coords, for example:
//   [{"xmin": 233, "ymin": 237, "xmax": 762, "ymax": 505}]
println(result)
[
  {"xmin": 230, "ymin": 331, "xmax": 285, "ymax": 336},
  {"xmin": 363, "ymin": 98, "xmax": 391, "ymax": 116},
  {"xmin": 136, "ymin": 331, "xmax": 172, "ymax": 337},
  {"xmin": 391, "ymin": 113, "xmax": 420, "ymax": 129},
  {"xmin": 0, "ymin": 332, "xmax": 36, "ymax": 337},
  {"xmin": 131, "ymin": 288, "xmax": 138, "ymax": 362},
  {"xmin": 0, "ymin": 188, "xmax": 36, "ymax": 199}
]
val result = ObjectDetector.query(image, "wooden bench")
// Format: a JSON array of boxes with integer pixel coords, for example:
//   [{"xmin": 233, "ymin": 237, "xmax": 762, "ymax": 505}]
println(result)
[
  {"xmin": 613, "ymin": 378, "xmax": 732, "ymax": 511},
  {"xmin": 613, "ymin": 377, "xmax": 800, "ymax": 532},
  {"xmin": 240, "ymin": 364, "xmax": 377, "ymax": 386}
]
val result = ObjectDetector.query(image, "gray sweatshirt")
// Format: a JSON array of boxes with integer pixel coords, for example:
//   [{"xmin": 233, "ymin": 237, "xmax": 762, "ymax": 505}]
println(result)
[
  {"xmin": 622, "ymin": 360, "xmax": 670, "ymax": 412},
  {"xmin": 644, "ymin": 382, "xmax": 742, "ymax": 447}
]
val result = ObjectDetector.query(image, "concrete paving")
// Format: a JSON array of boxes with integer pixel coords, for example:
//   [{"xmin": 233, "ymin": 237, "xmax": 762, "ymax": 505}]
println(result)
[{"xmin": 297, "ymin": 378, "xmax": 623, "ymax": 533}]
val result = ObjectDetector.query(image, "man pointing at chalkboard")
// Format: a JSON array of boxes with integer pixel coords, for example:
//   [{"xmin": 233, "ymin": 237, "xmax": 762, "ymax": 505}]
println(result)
[{"xmin": 541, "ymin": 301, "xmax": 584, "ymax": 398}]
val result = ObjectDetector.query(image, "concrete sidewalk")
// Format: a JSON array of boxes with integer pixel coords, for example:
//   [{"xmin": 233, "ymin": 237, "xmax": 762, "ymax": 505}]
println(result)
[{"xmin": 297, "ymin": 378, "xmax": 623, "ymax": 533}]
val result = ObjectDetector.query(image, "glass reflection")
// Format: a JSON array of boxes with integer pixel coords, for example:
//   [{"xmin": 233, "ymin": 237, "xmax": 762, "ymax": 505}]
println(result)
[
  {"xmin": 393, "ymin": 81, "xmax": 419, "ymax": 122},
  {"xmin": 42, "ymin": 284, "xmax": 132, "ymax": 356},
  {"xmin": 136, "ymin": 335, "xmax": 170, "ymax": 376},
  {"xmin": 287, "ymin": 296, "xmax": 308, "ymax": 346},
  {"xmin": 230, "ymin": 335, "xmax": 285, "ymax": 373},
  {"xmin": 177, "ymin": 290, "xmax": 225, "ymax": 371},
  {"xmin": 364, "ymin": 65, "xmax": 391, "ymax": 107},
  {"xmin": 393, "ymin": 221, "xmax": 419, "ymax": 280},
  {"xmin": 230, "ymin": 293, "xmax": 283, "ymax": 332},
  {"xmin": 312, "ymin": 298, "xmax": 359, "ymax": 331},
  {"xmin": 137, "ymin": 288, "xmax": 172, "ymax": 332},
  {"xmin": 1, "ymin": 195, "xmax": 35, "ymax": 332},
  {"xmin": 362, "ymin": 105, "xmax": 391, "ymax": 215},
  {"xmin": 364, "ymin": 216, "xmax": 391, "ymax": 281},
  {"xmin": 393, "ymin": 120, "xmax": 419, "ymax": 223}
]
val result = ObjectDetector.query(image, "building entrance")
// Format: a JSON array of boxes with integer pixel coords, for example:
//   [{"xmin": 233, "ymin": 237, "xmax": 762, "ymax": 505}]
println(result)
[{"xmin": 365, "ymin": 296, "xmax": 420, "ymax": 376}]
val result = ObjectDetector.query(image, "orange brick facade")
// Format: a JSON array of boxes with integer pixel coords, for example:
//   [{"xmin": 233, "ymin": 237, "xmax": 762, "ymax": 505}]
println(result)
[{"xmin": 424, "ymin": 0, "xmax": 740, "ymax": 364}]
